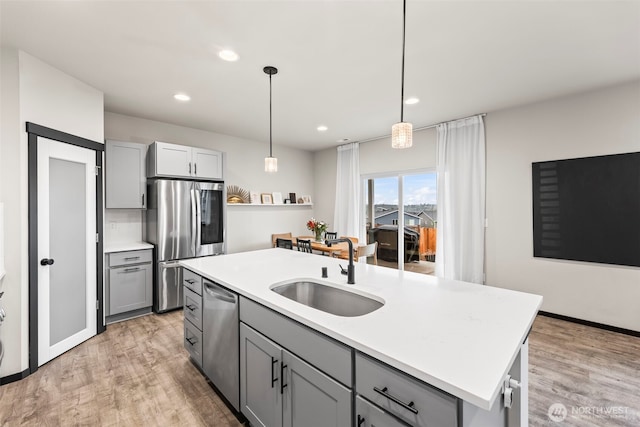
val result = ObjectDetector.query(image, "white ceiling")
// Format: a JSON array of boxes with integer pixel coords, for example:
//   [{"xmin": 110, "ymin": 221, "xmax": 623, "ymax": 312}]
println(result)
[{"xmin": 1, "ymin": 1, "xmax": 639, "ymax": 151}]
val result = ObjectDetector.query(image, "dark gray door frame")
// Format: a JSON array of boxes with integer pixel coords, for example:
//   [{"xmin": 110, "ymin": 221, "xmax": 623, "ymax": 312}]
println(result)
[{"xmin": 26, "ymin": 122, "xmax": 105, "ymax": 375}]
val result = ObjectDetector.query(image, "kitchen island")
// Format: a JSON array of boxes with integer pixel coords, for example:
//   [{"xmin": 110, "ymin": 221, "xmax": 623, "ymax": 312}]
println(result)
[{"xmin": 180, "ymin": 248, "xmax": 542, "ymax": 427}]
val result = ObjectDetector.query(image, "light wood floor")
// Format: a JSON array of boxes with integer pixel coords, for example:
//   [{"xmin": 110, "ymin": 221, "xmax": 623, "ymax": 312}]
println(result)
[{"xmin": 1, "ymin": 312, "xmax": 638, "ymax": 426}]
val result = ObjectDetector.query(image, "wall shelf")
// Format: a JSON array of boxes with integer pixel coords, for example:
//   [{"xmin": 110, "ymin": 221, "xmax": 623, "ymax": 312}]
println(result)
[{"xmin": 227, "ymin": 203, "xmax": 313, "ymax": 207}]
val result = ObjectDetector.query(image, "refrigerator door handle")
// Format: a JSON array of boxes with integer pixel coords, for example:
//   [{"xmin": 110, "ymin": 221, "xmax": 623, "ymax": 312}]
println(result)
[
  {"xmin": 194, "ymin": 186, "xmax": 202, "ymax": 251},
  {"xmin": 190, "ymin": 188, "xmax": 198, "ymax": 253}
]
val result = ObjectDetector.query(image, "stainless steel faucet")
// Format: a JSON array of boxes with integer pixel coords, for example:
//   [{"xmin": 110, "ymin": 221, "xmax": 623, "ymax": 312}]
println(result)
[{"xmin": 325, "ymin": 238, "xmax": 355, "ymax": 284}]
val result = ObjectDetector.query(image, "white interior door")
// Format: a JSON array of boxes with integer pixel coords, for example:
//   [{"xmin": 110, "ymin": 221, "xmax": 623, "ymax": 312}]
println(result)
[{"xmin": 37, "ymin": 137, "xmax": 97, "ymax": 366}]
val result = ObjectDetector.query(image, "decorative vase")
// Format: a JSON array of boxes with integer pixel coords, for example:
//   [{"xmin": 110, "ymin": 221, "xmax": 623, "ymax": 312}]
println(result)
[{"xmin": 315, "ymin": 229, "xmax": 323, "ymax": 242}]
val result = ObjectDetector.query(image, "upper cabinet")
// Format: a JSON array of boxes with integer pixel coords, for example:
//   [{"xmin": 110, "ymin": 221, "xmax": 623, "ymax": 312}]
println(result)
[
  {"xmin": 105, "ymin": 140, "xmax": 147, "ymax": 209},
  {"xmin": 147, "ymin": 141, "xmax": 223, "ymax": 180}
]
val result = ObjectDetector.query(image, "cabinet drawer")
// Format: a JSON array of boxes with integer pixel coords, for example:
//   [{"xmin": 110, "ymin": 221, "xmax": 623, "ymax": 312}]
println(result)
[
  {"xmin": 183, "ymin": 286, "xmax": 202, "ymax": 331},
  {"xmin": 239, "ymin": 296, "xmax": 352, "ymax": 386},
  {"xmin": 356, "ymin": 352, "xmax": 458, "ymax": 427},
  {"xmin": 182, "ymin": 268, "xmax": 202, "ymax": 295},
  {"xmin": 355, "ymin": 396, "xmax": 406, "ymax": 427},
  {"xmin": 109, "ymin": 249, "xmax": 152, "ymax": 267},
  {"xmin": 184, "ymin": 319, "xmax": 203, "ymax": 367}
]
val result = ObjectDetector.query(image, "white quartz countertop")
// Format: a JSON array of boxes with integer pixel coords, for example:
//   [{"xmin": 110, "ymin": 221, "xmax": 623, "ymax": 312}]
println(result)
[
  {"xmin": 104, "ymin": 241, "xmax": 153, "ymax": 253},
  {"xmin": 180, "ymin": 248, "xmax": 542, "ymax": 410}
]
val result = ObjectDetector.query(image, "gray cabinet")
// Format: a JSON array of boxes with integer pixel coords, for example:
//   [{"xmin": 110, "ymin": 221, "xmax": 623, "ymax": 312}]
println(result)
[
  {"xmin": 182, "ymin": 269, "xmax": 203, "ymax": 368},
  {"xmin": 240, "ymin": 323, "xmax": 283, "ymax": 427},
  {"xmin": 355, "ymin": 352, "xmax": 458, "ymax": 427},
  {"xmin": 282, "ymin": 348, "xmax": 351, "ymax": 427},
  {"xmin": 355, "ymin": 396, "xmax": 407, "ymax": 427},
  {"xmin": 240, "ymin": 323, "xmax": 351, "ymax": 427},
  {"xmin": 105, "ymin": 140, "xmax": 147, "ymax": 209},
  {"xmin": 147, "ymin": 141, "xmax": 223, "ymax": 180},
  {"xmin": 106, "ymin": 249, "xmax": 152, "ymax": 321}
]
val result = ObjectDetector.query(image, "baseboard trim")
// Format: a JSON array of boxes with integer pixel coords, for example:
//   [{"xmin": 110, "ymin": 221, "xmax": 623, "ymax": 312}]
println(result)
[
  {"xmin": 0, "ymin": 368, "xmax": 30, "ymax": 385},
  {"xmin": 539, "ymin": 311, "xmax": 640, "ymax": 338}
]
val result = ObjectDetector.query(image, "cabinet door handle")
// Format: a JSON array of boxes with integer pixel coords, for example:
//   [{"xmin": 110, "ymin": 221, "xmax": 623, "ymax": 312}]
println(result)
[
  {"xmin": 123, "ymin": 256, "xmax": 140, "ymax": 261},
  {"xmin": 122, "ymin": 267, "xmax": 140, "ymax": 273},
  {"xmin": 280, "ymin": 362, "xmax": 288, "ymax": 394},
  {"xmin": 271, "ymin": 357, "xmax": 278, "ymax": 388},
  {"xmin": 373, "ymin": 386, "xmax": 418, "ymax": 414},
  {"xmin": 188, "ymin": 162, "xmax": 192, "ymax": 174},
  {"xmin": 186, "ymin": 337, "xmax": 197, "ymax": 346},
  {"xmin": 185, "ymin": 279, "xmax": 195, "ymax": 284},
  {"xmin": 194, "ymin": 163, "xmax": 197, "ymax": 175},
  {"xmin": 185, "ymin": 304, "xmax": 196, "ymax": 312},
  {"xmin": 141, "ymin": 194, "xmax": 145, "ymax": 207},
  {"xmin": 357, "ymin": 414, "xmax": 365, "ymax": 426}
]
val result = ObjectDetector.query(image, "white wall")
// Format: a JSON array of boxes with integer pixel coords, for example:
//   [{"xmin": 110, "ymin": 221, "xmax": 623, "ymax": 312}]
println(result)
[
  {"xmin": 104, "ymin": 112, "xmax": 316, "ymax": 253},
  {"xmin": 485, "ymin": 80, "xmax": 640, "ymax": 332},
  {"xmin": 0, "ymin": 47, "xmax": 22, "ymax": 377},
  {"xmin": 0, "ymin": 49, "xmax": 104, "ymax": 377}
]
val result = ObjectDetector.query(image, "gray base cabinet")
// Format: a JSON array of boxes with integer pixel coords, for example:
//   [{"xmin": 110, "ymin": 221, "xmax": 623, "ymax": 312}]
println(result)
[
  {"xmin": 240, "ymin": 323, "xmax": 351, "ymax": 427},
  {"xmin": 182, "ymin": 270, "xmax": 203, "ymax": 368},
  {"xmin": 356, "ymin": 396, "xmax": 406, "ymax": 427},
  {"xmin": 106, "ymin": 249, "xmax": 152, "ymax": 320}
]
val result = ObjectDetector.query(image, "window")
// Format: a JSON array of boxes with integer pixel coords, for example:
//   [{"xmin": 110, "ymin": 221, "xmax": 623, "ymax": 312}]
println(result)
[{"xmin": 363, "ymin": 171, "xmax": 436, "ymax": 275}]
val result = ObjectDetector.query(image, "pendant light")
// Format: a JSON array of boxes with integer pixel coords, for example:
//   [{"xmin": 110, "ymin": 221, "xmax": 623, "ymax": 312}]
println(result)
[
  {"xmin": 264, "ymin": 66, "xmax": 278, "ymax": 173},
  {"xmin": 391, "ymin": 0, "xmax": 412, "ymax": 149}
]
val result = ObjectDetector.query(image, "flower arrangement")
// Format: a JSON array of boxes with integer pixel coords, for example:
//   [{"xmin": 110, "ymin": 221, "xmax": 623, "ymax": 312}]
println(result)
[{"xmin": 306, "ymin": 218, "xmax": 327, "ymax": 241}]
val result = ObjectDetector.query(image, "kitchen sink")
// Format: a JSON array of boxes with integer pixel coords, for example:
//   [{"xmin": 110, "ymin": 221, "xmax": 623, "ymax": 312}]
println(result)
[{"xmin": 271, "ymin": 280, "xmax": 384, "ymax": 317}]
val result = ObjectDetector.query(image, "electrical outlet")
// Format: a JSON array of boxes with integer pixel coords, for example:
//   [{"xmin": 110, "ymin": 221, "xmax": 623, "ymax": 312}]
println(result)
[{"xmin": 109, "ymin": 222, "xmax": 117, "ymax": 230}]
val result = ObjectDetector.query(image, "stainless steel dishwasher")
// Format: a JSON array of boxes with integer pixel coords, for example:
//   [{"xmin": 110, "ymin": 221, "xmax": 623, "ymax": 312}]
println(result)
[{"xmin": 202, "ymin": 279, "xmax": 239, "ymax": 411}]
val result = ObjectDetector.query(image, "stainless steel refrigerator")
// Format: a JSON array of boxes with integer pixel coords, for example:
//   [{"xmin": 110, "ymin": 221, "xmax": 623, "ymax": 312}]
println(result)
[{"xmin": 146, "ymin": 179, "xmax": 226, "ymax": 312}]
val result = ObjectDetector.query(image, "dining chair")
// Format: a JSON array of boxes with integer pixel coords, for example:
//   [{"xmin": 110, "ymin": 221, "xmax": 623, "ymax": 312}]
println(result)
[
  {"xmin": 324, "ymin": 231, "xmax": 337, "ymax": 240},
  {"xmin": 275, "ymin": 238, "xmax": 293, "ymax": 250},
  {"xmin": 296, "ymin": 238, "xmax": 313, "ymax": 254},
  {"xmin": 272, "ymin": 232, "xmax": 293, "ymax": 247},
  {"xmin": 356, "ymin": 241, "xmax": 378, "ymax": 265}
]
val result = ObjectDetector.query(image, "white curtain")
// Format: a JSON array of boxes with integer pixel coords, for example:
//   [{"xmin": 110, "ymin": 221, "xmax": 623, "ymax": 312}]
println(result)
[
  {"xmin": 435, "ymin": 116, "xmax": 486, "ymax": 284},
  {"xmin": 333, "ymin": 143, "xmax": 360, "ymax": 238}
]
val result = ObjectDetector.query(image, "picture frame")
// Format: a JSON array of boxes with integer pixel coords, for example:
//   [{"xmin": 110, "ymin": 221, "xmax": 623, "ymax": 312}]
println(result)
[
  {"xmin": 261, "ymin": 193, "xmax": 273, "ymax": 204},
  {"xmin": 250, "ymin": 191, "xmax": 261, "ymax": 204},
  {"xmin": 289, "ymin": 192, "xmax": 297, "ymax": 204},
  {"xmin": 301, "ymin": 195, "xmax": 312, "ymax": 204},
  {"xmin": 272, "ymin": 192, "xmax": 283, "ymax": 204}
]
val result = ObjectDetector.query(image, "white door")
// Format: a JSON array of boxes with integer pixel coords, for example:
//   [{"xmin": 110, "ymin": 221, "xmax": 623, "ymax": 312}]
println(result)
[{"xmin": 37, "ymin": 137, "xmax": 97, "ymax": 366}]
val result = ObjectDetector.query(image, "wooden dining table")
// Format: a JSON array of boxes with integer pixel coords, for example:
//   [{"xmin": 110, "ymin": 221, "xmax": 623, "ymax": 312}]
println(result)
[{"xmin": 293, "ymin": 236, "xmax": 345, "ymax": 256}]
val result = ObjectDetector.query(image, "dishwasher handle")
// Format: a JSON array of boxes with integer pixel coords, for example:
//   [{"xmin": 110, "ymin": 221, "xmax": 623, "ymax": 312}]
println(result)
[{"xmin": 203, "ymin": 281, "xmax": 236, "ymax": 304}]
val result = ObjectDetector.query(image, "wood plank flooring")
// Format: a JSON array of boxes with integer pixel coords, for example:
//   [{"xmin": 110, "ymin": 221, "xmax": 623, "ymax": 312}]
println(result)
[
  {"xmin": 0, "ymin": 311, "xmax": 638, "ymax": 426},
  {"xmin": 528, "ymin": 315, "xmax": 640, "ymax": 426}
]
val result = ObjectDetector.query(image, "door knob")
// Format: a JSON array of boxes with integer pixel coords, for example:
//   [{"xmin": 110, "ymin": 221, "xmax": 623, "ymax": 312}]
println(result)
[{"xmin": 40, "ymin": 258, "xmax": 55, "ymax": 266}]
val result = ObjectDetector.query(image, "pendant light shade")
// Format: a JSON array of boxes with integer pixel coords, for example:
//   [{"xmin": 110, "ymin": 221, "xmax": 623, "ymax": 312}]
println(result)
[
  {"xmin": 264, "ymin": 156, "xmax": 278, "ymax": 173},
  {"xmin": 392, "ymin": 121, "xmax": 413, "ymax": 149},
  {"xmin": 392, "ymin": 0, "xmax": 413, "ymax": 149},
  {"xmin": 264, "ymin": 65, "xmax": 278, "ymax": 173}
]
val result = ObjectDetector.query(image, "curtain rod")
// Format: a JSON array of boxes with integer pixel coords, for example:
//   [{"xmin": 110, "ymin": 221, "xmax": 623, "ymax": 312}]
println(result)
[{"xmin": 354, "ymin": 112, "xmax": 487, "ymax": 145}]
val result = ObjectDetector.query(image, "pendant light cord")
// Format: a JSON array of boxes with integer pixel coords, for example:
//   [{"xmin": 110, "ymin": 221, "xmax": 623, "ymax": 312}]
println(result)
[
  {"xmin": 400, "ymin": 0, "xmax": 406, "ymax": 123},
  {"xmin": 269, "ymin": 73, "xmax": 273, "ymax": 157}
]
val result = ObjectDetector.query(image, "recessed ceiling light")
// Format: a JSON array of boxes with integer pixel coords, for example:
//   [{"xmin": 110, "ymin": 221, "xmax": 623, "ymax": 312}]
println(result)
[
  {"xmin": 337, "ymin": 138, "xmax": 350, "ymax": 143},
  {"xmin": 317, "ymin": 125, "xmax": 328, "ymax": 132},
  {"xmin": 174, "ymin": 93, "xmax": 191, "ymax": 102},
  {"xmin": 405, "ymin": 97, "xmax": 420, "ymax": 105},
  {"xmin": 218, "ymin": 50, "xmax": 239, "ymax": 62}
]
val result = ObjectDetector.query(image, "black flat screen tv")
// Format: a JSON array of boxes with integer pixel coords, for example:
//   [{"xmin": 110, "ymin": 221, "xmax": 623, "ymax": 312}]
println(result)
[{"xmin": 532, "ymin": 152, "xmax": 640, "ymax": 268}]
